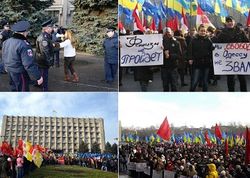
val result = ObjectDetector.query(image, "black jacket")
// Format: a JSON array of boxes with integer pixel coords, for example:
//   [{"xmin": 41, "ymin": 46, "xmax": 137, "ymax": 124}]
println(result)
[
  {"xmin": 35, "ymin": 32, "xmax": 54, "ymax": 68},
  {"xmin": 217, "ymin": 27, "xmax": 249, "ymax": 43},
  {"xmin": 188, "ymin": 35, "xmax": 214, "ymax": 68},
  {"xmin": 2, "ymin": 33, "xmax": 41, "ymax": 80},
  {"xmin": 162, "ymin": 36, "xmax": 182, "ymax": 69}
]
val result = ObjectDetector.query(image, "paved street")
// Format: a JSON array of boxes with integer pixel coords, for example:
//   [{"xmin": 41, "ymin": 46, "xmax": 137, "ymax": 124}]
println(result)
[
  {"xmin": 0, "ymin": 52, "xmax": 118, "ymax": 92},
  {"xmin": 119, "ymin": 68, "xmax": 250, "ymax": 92}
]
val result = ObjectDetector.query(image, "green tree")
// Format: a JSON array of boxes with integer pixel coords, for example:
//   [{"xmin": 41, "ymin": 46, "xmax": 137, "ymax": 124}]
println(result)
[
  {"xmin": 79, "ymin": 140, "xmax": 89, "ymax": 153},
  {"xmin": 104, "ymin": 142, "xmax": 112, "ymax": 153},
  {"xmin": 111, "ymin": 143, "xmax": 117, "ymax": 155},
  {"xmin": 91, "ymin": 142, "xmax": 101, "ymax": 153},
  {"xmin": 0, "ymin": 0, "xmax": 54, "ymax": 41},
  {"xmin": 71, "ymin": 0, "xmax": 117, "ymax": 55}
]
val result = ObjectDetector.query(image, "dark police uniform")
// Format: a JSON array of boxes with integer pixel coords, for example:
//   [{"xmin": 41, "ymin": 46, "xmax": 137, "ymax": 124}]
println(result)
[
  {"xmin": 2, "ymin": 21, "xmax": 41, "ymax": 91},
  {"xmin": 217, "ymin": 16, "xmax": 249, "ymax": 91},
  {"xmin": 35, "ymin": 19, "xmax": 54, "ymax": 91},
  {"xmin": 0, "ymin": 21, "xmax": 13, "ymax": 48},
  {"xmin": 0, "ymin": 22, "xmax": 12, "ymax": 74}
]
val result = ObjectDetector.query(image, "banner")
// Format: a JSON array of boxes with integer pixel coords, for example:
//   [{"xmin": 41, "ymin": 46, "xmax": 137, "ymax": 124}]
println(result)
[
  {"xmin": 164, "ymin": 170, "xmax": 175, "ymax": 178},
  {"xmin": 120, "ymin": 34, "xmax": 163, "ymax": 67},
  {"xmin": 127, "ymin": 162, "xmax": 136, "ymax": 170},
  {"xmin": 213, "ymin": 43, "xmax": 250, "ymax": 75},
  {"xmin": 136, "ymin": 163, "xmax": 147, "ymax": 172},
  {"xmin": 153, "ymin": 170, "xmax": 163, "ymax": 178}
]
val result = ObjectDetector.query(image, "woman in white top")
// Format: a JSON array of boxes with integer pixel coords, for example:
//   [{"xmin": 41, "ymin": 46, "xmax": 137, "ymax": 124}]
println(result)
[{"xmin": 59, "ymin": 30, "xmax": 79, "ymax": 82}]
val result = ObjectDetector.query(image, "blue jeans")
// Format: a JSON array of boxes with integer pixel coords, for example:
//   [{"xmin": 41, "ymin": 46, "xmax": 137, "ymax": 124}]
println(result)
[
  {"xmin": 17, "ymin": 167, "xmax": 24, "ymax": 178},
  {"xmin": 190, "ymin": 68, "xmax": 209, "ymax": 91},
  {"xmin": 39, "ymin": 68, "xmax": 49, "ymax": 91}
]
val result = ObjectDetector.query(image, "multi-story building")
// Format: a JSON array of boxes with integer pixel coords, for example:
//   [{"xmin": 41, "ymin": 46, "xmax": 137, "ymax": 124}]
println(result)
[
  {"xmin": 1, "ymin": 115, "xmax": 105, "ymax": 153},
  {"xmin": 45, "ymin": 0, "xmax": 74, "ymax": 26}
]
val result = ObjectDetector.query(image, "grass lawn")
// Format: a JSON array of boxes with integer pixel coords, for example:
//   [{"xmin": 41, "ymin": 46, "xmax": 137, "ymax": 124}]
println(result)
[{"xmin": 24, "ymin": 165, "xmax": 117, "ymax": 178}]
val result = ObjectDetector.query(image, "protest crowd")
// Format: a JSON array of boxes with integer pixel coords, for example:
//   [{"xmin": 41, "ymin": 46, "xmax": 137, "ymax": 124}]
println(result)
[
  {"xmin": 119, "ymin": 0, "xmax": 250, "ymax": 92},
  {"xmin": 119, "ymin": 118, "xmax": 250, "ymax": 178},
  {"xmin": 120, "ymin": 141, "xmax": 250, "ymax": 178},
  {"xmin": 0, "ymin": 139, "xmax": 117, "ymax": 178}
]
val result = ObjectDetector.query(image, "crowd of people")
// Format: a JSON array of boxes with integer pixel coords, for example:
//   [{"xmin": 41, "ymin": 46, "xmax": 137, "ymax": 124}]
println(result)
[
  {"xmin": 119, "ymin": 142, "xmax": 250, "ymax": 178},
  {"xmin": 119, "ymin": 16, "xmax": 250, "ymax": 92},
  {"xmin": 0, "ymin": 152, "xmax": 117, "ymax": 178},
  {"xmin": 0, "ymin": 19, "xmax": 118, "ymax": 91}
]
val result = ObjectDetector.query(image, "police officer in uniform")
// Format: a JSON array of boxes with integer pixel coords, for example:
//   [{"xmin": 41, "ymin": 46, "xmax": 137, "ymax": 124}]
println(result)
[
  {"xmin": 217, "ymin": 16, "xmax": 249, "ymax": 91},
  {"xmin": 0, "ymin": 20, "xmax": 13, "ymax": 74},
  {"xmin": 35, "ymin": 19, "xmax": 54, "ymax": 91},
  {"xmin": 2, "ymin": 21, "xmax": 43, "ymax": 91},
  {"xmin": 0, "ymin": 20, "xmax": 13, "ymax": 47}
]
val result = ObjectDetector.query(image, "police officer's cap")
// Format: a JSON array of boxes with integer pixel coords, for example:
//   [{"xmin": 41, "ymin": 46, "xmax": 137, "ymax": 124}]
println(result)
[
  {"xmin": 106, "ymin": 26, "xmax": 116, "ymax": 32},
  {"xmin": 42, "ymin": 19, "xmax": 53, "ymax": 27},
  {"xmin": 11, "ymin": 21, "xmax": 30, "ymax": 32},
  {"xmin": 225, "ymin": 16, "xmax": 234, "ymax": 22}
]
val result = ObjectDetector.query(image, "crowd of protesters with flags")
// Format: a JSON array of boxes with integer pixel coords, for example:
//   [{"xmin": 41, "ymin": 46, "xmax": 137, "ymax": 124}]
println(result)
[
  {"xmin": 0, "ymin": 139, "xmax": 118, "ymax": 177},
  {"xmin": 120, "ymin": 117, "xmax": 250, "ymax": 177},
  {"xmin": 119, "ymin": 0, "xmax": 250, "ymax": 91}
]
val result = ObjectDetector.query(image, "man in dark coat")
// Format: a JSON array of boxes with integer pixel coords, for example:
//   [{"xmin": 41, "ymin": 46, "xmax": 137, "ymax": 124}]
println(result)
[
  {"xmin": 0, "ymin": 20, "xmax": 13, "ymax": 74},
  {"xmin": 103, "ymin": 26, "xmax": 118, "ymax": 84},
  {"xmin": 161, "ymin": 27, "xmax": 182, "ymax": 91},
  {"xmin": 35, "ymin": 19, "xmax": 54, "ymax": 91},
  {"xmin": 132, "ymin": 30, "xmax": 153, "ymax": 91},
  {"xmin": 217, "ymin": 16, "xmax": 249, "ymax": 91},
  {"xmin": 2, "ymin": 21, "xmax": 43, "ymax": 91}
]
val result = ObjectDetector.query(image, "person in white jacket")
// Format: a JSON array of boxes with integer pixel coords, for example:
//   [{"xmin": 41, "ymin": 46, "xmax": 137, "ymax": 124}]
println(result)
[{"xmin": 59, "ymin": 30, "xmax": 79, "ymax": 82}]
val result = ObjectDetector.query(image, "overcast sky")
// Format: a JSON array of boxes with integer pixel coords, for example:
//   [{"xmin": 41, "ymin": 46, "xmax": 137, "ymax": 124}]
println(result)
[
  {"xmin": 0, "ymin": 93, "xmax": 118, "ymax": 144},
  {"xmin": 119, "ymin": 93, "xmax": 250, "ymax": 128}
]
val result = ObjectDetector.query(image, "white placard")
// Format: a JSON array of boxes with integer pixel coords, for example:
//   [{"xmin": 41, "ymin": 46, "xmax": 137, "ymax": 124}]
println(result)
[
  {"xmin": 127, "ymin": 162, "xmax": 136, "ymax": 170},
  {"xmin": 213, "ymin": 43, "xmax": 250, "ymax": 75},
  {"xmin": 153, "ymin": 170, "xmax": 163, "ymax": 178},
  {"xmin": 164, "ymin": 170, "xmax": 175, "ymax": 178},
  {"xmin": 120, "ymin": 34, "xmax": 164, "ymax": 67},
  {"xmin": 136, "ymin": 162, "xmax": 147, "ymax": 172},
  {"xmin": 144, "ymin": 166, "xmax": 151, "ymax": 175}
]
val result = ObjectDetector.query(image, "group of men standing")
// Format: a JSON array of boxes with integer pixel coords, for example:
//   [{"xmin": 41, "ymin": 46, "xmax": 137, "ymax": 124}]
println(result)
[
  {"xmin": 0, "ymin": 19, "xmax": 61, "ymax": 91},
  {"xmin": 126, "ymin": 15, "xmax": 250, "ymax": 92}
]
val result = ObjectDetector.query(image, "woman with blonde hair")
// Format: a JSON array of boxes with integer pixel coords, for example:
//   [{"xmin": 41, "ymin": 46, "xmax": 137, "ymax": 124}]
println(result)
[{"xmin": 59, "ymin": 29, "xmax": 79, "ymax": 82}]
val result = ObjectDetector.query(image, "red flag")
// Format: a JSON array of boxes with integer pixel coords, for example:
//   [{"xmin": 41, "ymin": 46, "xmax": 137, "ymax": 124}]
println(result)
[
  {"xmin": 132, "ymin": 4, "xmax": 144, "ymax": 32},
  {"xmin": 215, "ymin": 123, "xmax": 223, "ymax": 139},
  {"xmin": 166, "ymin": 16, "xmax": 179, "ymax": 32},
  {"xmin": 245, "ymin": 127, "xmax": 250, "ymax": 165},
  {"xmin": 225, "ymin": 138, "xmax": 229, "ymax": 156},
  {"xmin": 247, "ymin": 10, "xmax": 250, "ymax": 27},
  {"xmin": 0, "ymin": 141, "xmax": 13, "ymax": 156},
  {"xmin": 205, "ymin": 131, "xmax": 211, "ymax": 146},
  {"xmin": 118, "ymin": 21, "xmax": 124, "ymax": 30},
  {"xmin": 157, "ymin": 117, "xmax": 171, "ymax": 141},
  {"xmin": 149, "ymin": 18, "xmax": 156, "ymax": 31}
]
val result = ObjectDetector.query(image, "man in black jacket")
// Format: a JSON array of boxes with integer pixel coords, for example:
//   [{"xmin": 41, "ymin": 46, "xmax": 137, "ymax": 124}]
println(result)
[
  {"xmin": 161, "ymin": 27, "xmax": 182, "ymax": 91},
  {"xmin": 2, "ymin": 21, "xmax": 43, "ymax": 91},
  {"xmin": 217, "ymin": 16, "xmax": 249, "ymax": 91},
  {"xmin": 35, "ymin": 19, "xmax": 54, "ymax": 91}
]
